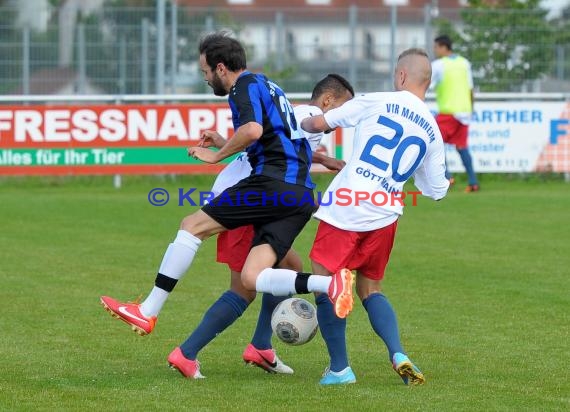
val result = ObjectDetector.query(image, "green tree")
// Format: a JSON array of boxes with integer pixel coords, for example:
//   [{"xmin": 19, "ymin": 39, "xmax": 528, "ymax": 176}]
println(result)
[
  {"xmin": 79, "ymin": 0, "xmax": 159, "ymax": 94},
  {"xmin": 551, "ymin": 5, "xmax": 570, "ymax": 82},
  {"xmin": 0, "ymin": 1, "xmax": 61, "ymax": 94},
  {"xmin": 435, "ymin": 0, "xmax": 554, "ymax": 92},
  {"xmin": 0, "ymin": 0, "xmax": 22, "ymax": 93},
  {"xmin": 82, "ymin": 0, "xmax": 247, "ymax": 94}
]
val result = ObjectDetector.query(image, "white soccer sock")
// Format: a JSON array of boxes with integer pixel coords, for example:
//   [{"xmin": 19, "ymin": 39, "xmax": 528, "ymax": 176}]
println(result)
[
  {"xmin": 256, "ymin": 268, "xmax": 298, "ymax": 296},
  {"xmin": 141, "ymin": 287, "xmax": 169, "ymax": 318},
  {"xmin": 141, "ymin": 230, "xmax": 201, "ymax": 317},
  {"xmin": 255, "ymin": 268, "xmax": 332, "ymax": 295},
  {"xmin": 307, "ymin": 275, "xmax": 332, "ymax": 294}
]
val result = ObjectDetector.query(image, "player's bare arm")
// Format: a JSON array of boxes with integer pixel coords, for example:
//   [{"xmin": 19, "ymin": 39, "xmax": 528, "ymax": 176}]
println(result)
[
  {"xmin": 312, "ymin": 151, "xmax": 345, "ymax": 171},
  {"xmin": 199, "ymin": 130, "xmax": 227, "ymax": 148},
  {"xmin": 189, "ymin": 122, "xmax": 262, "ymax": 164},
  {"xmin": 301, "ymin": 114, "xmax": 331, "ymax": 134}
]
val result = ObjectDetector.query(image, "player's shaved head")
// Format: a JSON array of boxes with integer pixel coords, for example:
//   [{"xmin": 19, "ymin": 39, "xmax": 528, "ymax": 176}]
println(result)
[{"xmin": 394, "ymin": 48, "xmax": 432, "ymax": 96}]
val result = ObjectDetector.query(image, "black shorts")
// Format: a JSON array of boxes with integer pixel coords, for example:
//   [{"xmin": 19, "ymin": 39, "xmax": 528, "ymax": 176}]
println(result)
[{"xmin": 202, "ymin": 174, "xmax": 314, "ymax": 263}]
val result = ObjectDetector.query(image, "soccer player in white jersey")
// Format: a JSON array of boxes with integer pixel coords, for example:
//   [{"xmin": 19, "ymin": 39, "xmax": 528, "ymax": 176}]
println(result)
[{"xmin": 283, "ymin": 48, "xmax": 448, "ymax": 385}]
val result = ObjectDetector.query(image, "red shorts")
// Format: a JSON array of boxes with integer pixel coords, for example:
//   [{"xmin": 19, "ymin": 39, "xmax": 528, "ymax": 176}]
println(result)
[
  {"xmin": 309, "ymin": 220, "xmax": 398, "ymax": 281},
  {"xmin": 436, "ymin": 114, "xmax": 468, "ymax": 148},
  {"xmin": 216, "ymin": 225, "xmax": 255, "ymax": 272}
]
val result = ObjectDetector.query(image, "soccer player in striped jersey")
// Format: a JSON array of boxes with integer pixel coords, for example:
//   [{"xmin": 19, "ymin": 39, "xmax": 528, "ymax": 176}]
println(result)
[
  {"xmin": 100, "ymin": 32, "xmax": 354, "ymax": 378},
  {"xmin": 179, "ymin": 74, "xmax": 353, "ymax": 376},
  {"xmin": 286, "ymin": 48, "xmax": 448, "ymax": 385}
]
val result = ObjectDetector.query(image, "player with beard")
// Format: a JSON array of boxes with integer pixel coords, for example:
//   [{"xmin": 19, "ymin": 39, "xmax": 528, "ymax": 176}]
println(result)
[{"xmin": 101, "ymin": 32, "xmax": 354, "ymax": 378}]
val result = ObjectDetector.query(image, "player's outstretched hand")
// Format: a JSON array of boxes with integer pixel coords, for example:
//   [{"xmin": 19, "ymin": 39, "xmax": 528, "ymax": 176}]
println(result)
[
  {"xmin": 322, "ymin": 157, "xmax": 346, "ymax": 171},
  {"xmin": 200, "ymin": 130, "xmax": 226, "ymax": 149},
  {"xmin": 188, "ymin": 146, "xmax": 220, "ymax": 164},
  {"xmin": 314, "ymin": 151, "xmax": 346, "ymax": 172}
]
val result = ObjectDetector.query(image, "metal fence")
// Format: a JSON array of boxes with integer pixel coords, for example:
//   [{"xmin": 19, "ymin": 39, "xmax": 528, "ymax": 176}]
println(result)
[{"xmin": 1, "ymin": 3, "xmax": 568, "ymax": 96}]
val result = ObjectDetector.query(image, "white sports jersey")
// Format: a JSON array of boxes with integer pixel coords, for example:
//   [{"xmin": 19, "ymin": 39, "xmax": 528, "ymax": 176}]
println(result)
[
  {"xmin": 210, "ymin": 104, "xmax": 324, "ymax": 195},
  {"xmin": 293, "ymin": 104, "xmax": 324, "ymax": 151},
  {"xmin": 210, "ymin": 152, "xmax": 251, "ymax": 197},
  {"xmin": 314, "ymin": 91, "xmax": 449, "ymax": 231}
]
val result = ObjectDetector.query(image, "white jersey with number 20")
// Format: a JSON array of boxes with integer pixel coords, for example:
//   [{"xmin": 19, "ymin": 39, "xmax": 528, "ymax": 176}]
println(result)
[{"xmin": 314, "ymin": 91, "xmax": 449, "ymax": 232}]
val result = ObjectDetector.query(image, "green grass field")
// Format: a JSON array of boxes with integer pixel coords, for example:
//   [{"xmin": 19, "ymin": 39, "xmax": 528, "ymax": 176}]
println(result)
[{"xmin": 1, "ymin": 174, "xmax": 569, "ymax": 411}]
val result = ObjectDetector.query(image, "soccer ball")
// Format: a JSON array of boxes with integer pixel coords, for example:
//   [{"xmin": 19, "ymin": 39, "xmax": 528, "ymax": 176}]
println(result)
[{"xmin": 271, "ymin": 297, "xmax": 318, "ymax": 346}]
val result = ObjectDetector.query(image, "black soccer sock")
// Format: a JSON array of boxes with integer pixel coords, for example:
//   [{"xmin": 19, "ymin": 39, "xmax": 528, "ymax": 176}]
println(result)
[{"xmin": 294, "ymin": 272, "xmax": 311, "ymax": 294}]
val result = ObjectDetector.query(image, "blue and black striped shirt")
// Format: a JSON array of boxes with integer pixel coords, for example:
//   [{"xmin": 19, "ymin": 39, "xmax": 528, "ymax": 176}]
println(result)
[{"xmin": 229, "ymin": 72, "xmax": 315, "ymax": 189}]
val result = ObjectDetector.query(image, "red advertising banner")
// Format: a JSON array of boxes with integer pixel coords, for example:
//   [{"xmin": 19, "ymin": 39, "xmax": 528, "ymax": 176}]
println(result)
[
  {"xmin": 2, "ymin": 100, "xmax": 568, "ymax": 175},
  {"xmin": 0, "ymin": 104, "xmax": 236, "ymax": 175}
]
